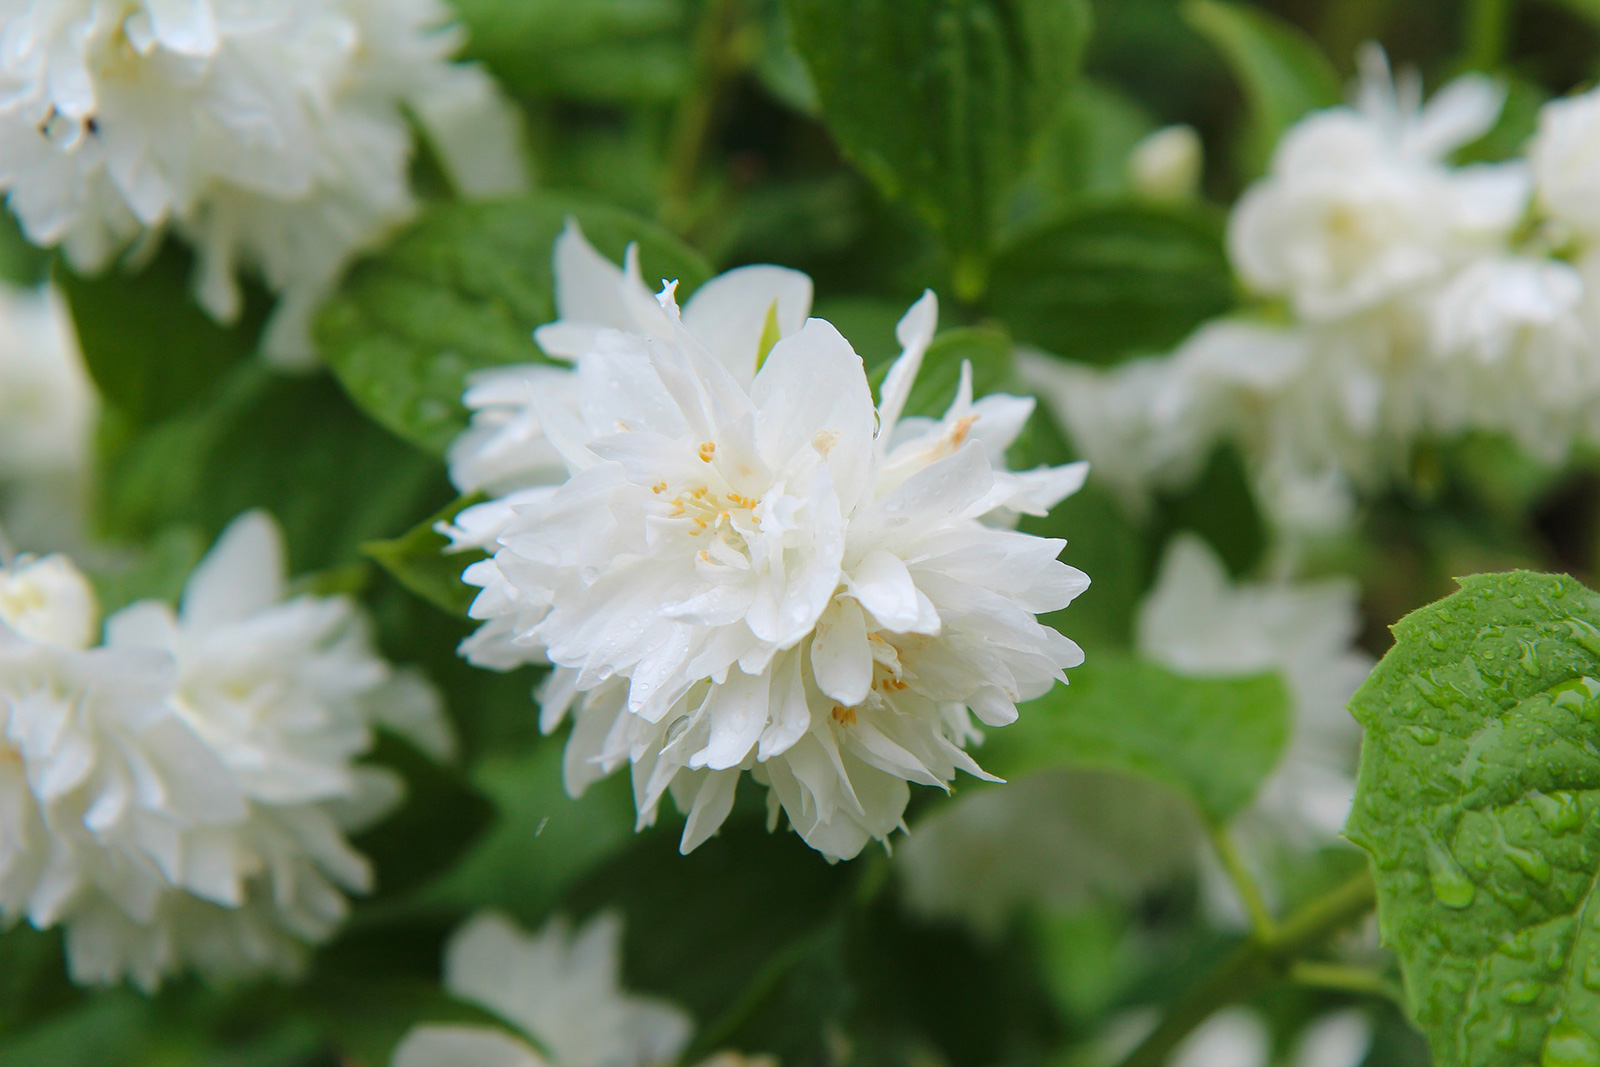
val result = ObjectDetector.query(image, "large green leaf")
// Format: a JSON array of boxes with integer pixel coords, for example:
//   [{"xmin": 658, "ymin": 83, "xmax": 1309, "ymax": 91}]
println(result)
[
  {"xmin": 1347, "ymin": 571, "xmax": 1600, "ymax": 1067},
  {"xmin": 986, "ymin": 203, "xmax": 1233, "ymax": 365},
  {"xmin": 785, "ymin": 0, "xmax": 1092, "ymax": 284},
  {"xmin": 1182, "ymin": 0, "xmax": 1341, "ymax": 177},
  {"xmin": 984, "ymin": 651, "xmax": 1289, "ymax": 825},
  {"xmin": 316, "ymin": 195, "xmax": 711, "ymax": 457}
]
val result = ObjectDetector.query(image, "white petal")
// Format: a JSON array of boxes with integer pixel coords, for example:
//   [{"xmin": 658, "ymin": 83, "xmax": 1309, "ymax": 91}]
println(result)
[
  {"xmin": 811, "ymin": 600, "xmax": 872, "ymax": 706},
  {"xmin": 682, "ymin": 264, "xmax": 813, "ymax": 380},
  {"xmin": 181, "ymin": 511, "xmax": 286, "ymax": 627},
  {"xmin": 392, "ymin": 1026, "xmax": 547, "ymax": 1067}
]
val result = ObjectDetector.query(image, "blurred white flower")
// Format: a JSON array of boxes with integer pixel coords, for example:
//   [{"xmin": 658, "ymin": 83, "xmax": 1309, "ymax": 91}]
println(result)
[
  {"xmin": 392, "ymin": 911, "xmax": 692, "ymax": 1067},
  {"xmin": 0, "ymin": 0, "xmax": 528, "ymax": 363},
  {"xmin": 0, "ymin": 552, "xmax": 98, "ymax": 647},
  {"xmin": 1532, "ymin": 84, "xmax": 1600, "ymax": 239},
  {"xmin": 1229, "ymin": 45, "xmax": 1526, "ymax": 321},
  {"xmin": 0, "ymin": 551, "xmax": 251, "ymax": 990},
  {"xmin": 0, "ymin": 284, "xmax": 92, "ymax": 482},
  {"xmin": 1128, "ymin": 124, "xmax": 1203, "ymax": 203},
  {"xmin": 93, "ymin": 511, "xmax": 450, "ymax": 983},
  {"xmin": 456, "ymin": 235, "xmax": 1088, "ymax": 860},
  {"xmin": 1139, "ymin": 535, "xmax": 1371, "ymax": 850},
  {"xmin": 1169, "ymin": 1008, "xmax": 1371, "ymax": 1067}
]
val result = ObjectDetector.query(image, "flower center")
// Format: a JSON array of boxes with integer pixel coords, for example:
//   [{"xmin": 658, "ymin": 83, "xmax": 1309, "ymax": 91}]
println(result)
[{"xmin": 656, "ymin": 481, "xmax": 763, "ymax": 569}]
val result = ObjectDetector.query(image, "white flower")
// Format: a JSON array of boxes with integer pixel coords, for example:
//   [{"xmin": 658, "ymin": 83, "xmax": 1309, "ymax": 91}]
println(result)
[
  {"xmin": 0, "ymin": 552, "xmax": 98, "ymax": 647},
  {"xmin": 456, "ymin": 234, "xmax": 1088, "ymax": 860},
  {"xmin": 1532, "ymin": 84, "xmax": 1600, "ymax": 238},
  {"xmin": 1169, "ymin": 1009, "xmax": 1371, "ymax": 1067},
  {"xmin": 0, "ymin": 551, "xmax": 252, "ymax": 990},
  {"xmin": 1229, "ymin": 45, "xmax": 1527, "ymax": 321},
  {"xmin": 1128, "ymin": 124, "xmax": 1203, "ymax": 203},
  {"xmin": 392, "ymin": 911, "xmax": 692, "ymax": 1067},
  {"xmin": 95, "ymin": 510, "xmax": 450, "ymax": 983},
  {"xmin": 1138, "ymin": 534, "xmax": 1372, "ymax": 850},
  {"xmin": 0, "ymin": 0, "xmax": 528, "ymax": 363},
  {"xmin": 1422, "ymin": 254, "xmax": 1600, "ymax": 461},
  {"xmin": 0, "ymin": 283, "xmax": 93, "ymax": 483}
]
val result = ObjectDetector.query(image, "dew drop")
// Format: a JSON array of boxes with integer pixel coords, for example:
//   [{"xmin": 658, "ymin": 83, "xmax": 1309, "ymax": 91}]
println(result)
[
  {"xmin": 1428, "ymin": 629, "xmax": 1449, "ymax": 651},
  {"xmin": 1496, "ymin": 1015, "xmax": 1520, "ymax": 1051},
  {"xmin": 1523, "ymin": 640, "xmax": 1544, "ymax": 676},
  {"xmin": 1503, "ymin": 978, "xmax": 1542, "ymax": 1004},
  {"xmin": 1427, "ymin": 837, "xmax": 1477, "ymax": 909},
  {"xmin": 1543, "ymin": 1022, "xmax": 1600, "ymax": 1067},
  {"xmin": 1568, "ymin": 619, "xmax": 1600, "ymax": 660},
  {"xmin": 1581, "ymin": 958, "xmax": 1600, "ymax": 991},
  {"xmin": 1409, "ymin": 725, "xmax": 1441, "ymax": 746},
  {"xmin": 1534, "ymin": 791, "xmax": 1584, "ymax": 834},
  {"xmin": 1506, "ymin": 843, "xmax": 1554, "ymax": 886}
]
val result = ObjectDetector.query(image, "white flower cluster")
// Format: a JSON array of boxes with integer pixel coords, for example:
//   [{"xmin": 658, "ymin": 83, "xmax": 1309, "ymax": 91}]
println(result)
[
  {"xmin": 447, "ymin": 224, "xmax": 1090, "ymax": 861},
  {"xmin": 1028, "ymin": 45, "xmax": 1600, "ymax": 544},
  {"xmin": 0, "ymin": 0, "xmax": 528, "ymax": 363},
  {"xmin": 0, "ymin": 511, "xmax": 447, "ymax": 989}
]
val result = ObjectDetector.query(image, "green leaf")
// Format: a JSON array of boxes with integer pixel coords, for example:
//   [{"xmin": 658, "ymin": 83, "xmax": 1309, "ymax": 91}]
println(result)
[
  {"xmin": 363, "ymin": 495, "xmax": 484, "ymax": 618},
  {"xmin": 95, "ymin": 366, "xmax": 448, "ymax": 574},
  {"xmin": 316, "ymin": 195, "xmax": 711, "ymax": 457},
  {"xmin": 1005, "ymin": 79, "xmax": 1158, "ymax": 233},
  {"xmin": 0, "ymin": 214, "xmax": 48, "ymax": 287},
  {"xmin": 984, "ymin": 651, "xmax": 1290, "ymax": 825},
  {"xmin": 419, "ymin": 739, "xmax": 639, "ymax": 922},
  {"xmin": 867, "ymin": 325, "xmax": 1016, "ymax": 419},
  {"xmin": 1182, "ymin": 0, "xmax": 1341, "ymax": 177},
  {"xmin": 353, "ymin": 736, "xmax": 494, "ymax": 905},
  {"xmin": 452, "ymin": 0, "xmax": 691, "ymax": 103},
  {"xmin": 1346, "ymin": 570, "xmax": 1600, "ymax": 1067},
  {"xmin": 786, "ymin": 0, "xmax": 1092, "ymax": 277},
  {"xmin": 987, "ymin": 203, "xmax": 1233, "ymax": 364},
  {"xmin": 57, "ymin": 243, "xmax": 264, "ymax": 427}
]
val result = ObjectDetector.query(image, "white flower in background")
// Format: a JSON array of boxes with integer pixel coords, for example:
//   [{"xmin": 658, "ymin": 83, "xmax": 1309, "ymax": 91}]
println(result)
[
  {"xmin": 1168, "ymin": 1008, "xmax": 1370, "ymax": 1067},
  {"xmin": 0, "ymin": 550, "xmax": 251, "ymax": 990},
  {"xmin": 0, "ymin": 0, "xmax": 528, "ymax": 363},
  {"xmin": 455, "ymin": 235, "xmax": 1088, "ymax": 860},
  {"xmin": 1229, "ymin": 44, "xmax": 1527, "ymax": 321},
  {"xmin": 0, "ymin": 283, "xmax": 95, "ymax": 552},
  {"xmin": 1138, "ymin": 535, "xmax": 1371, "ymax": 852},
  {"xmin": 897, "ymin": 769, "xmax": 1203, "ymax": 935},
  {"xmin": 94, "ymin": 511, "xmax": 450, "ymax": 983},
  {"xmin": 1532, "ymin": 84, "xmax": 1600, "ymax": 239},
  {"xmin": 392, "ymin": 911, "xmax": 692, "ymax": 1067},
  {"xmin": 0, "ymin": 284, "xmax": 92, "ymax": 482},
  {"xmin": 1018, "ymin": 319, "xmax": 1310, "ymax": 518},
  {"xmin": 1128, "ymin": 124, "xmax": 1203, "ymax": 203},
  {"xmin": 1422, "ymin": 254, "xmax": 1600, "ymax": 461}
]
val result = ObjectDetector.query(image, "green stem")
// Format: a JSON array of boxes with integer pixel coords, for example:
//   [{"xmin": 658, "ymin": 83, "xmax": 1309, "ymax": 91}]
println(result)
[
  {"xmin": 1113, "ymin": 871, "xmax": 1378, "ymax": 1067},
  {"xmin": 1208, "ymin": 825, "xmax": 1276, "ymax": 941},
  {"xmin": 1462, "ymin": 0, "xmax": 1514, "ymax": 71},
  {"xmin": 1289, "ymin": 961, "xmax": 1406, "ymax": 1008},
  {"xmin": 662, "ymin": 0, "xmax": 744, "ymax": 234}
]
